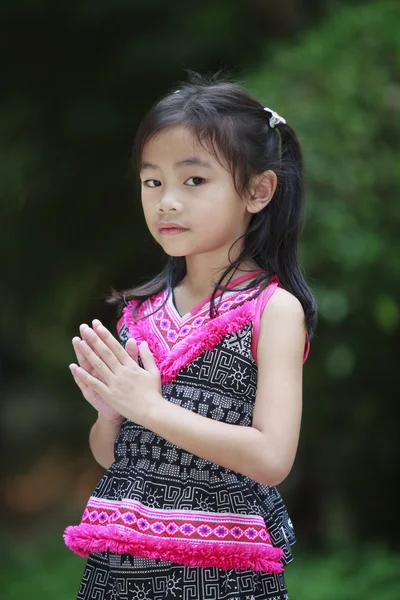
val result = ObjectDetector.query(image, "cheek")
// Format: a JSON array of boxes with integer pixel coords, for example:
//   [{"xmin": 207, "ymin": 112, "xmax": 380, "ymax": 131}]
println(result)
[
  {"xmin": 140, "ymin": 203, "xmax": 157, "ymax": 235},
  {"xmin": 196, "ymin": 193, "xmax": 241, "ymax": 228},
  {"xmin": 141, "ymin": 194, "xmax": 154, "ymax": 219}
]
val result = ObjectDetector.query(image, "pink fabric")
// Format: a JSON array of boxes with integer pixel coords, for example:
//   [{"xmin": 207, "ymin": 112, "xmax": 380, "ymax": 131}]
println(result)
[
  {"xmin": 86, "ymin": 496, "xmax": 269, "ymax": 524},
  {"xmin": 117, "ymin": 271, "xmax": 265, "ymax": 337},
  {"xmin": 251, "ymin": 280, "xmax": 280, "ymax": 364},
  {"xmin": 186, "ymin": 269, "xmax": 266, "ymax": 317},
  {"xmin": 303, "ymin": 332, "xmax": 310, "ymax": 362},
  {"xmin": 124, "ymin": 299, "xmax": 256, "ymax": 385},
  {"xmin": 76, "ymin": 496, "xmax": 273, "ymax": 548},
  {"xmin": 251, "ymin": 276, "xmax": 310, "ymax": 365},
  {"xmin": 64, "ymin": 523, "xmax": 284, "ymax": 573}
]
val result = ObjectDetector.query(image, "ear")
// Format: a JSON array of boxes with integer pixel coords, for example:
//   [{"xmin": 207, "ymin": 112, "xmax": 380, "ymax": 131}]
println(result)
[{"xmin": 246, "ymin": 170, "xmax": 277, "ymax": 214}]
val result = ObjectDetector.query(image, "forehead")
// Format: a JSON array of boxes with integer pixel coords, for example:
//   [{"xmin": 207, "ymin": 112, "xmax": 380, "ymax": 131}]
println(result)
[{"xmin": 141, "ymin": 125, "xmax": 221, "ymax": 169}]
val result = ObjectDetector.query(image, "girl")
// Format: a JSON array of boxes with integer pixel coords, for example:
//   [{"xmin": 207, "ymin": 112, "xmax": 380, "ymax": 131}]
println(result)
[{"xmin": 65, "ymin": 72, "xmax": 317, "ymax": 600}]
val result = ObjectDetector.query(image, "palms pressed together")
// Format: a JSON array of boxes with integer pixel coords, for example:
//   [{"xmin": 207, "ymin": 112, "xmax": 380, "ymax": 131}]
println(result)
[{"xmin": 71, "ymin": 321, "xmax": 138, "ymax": 424}]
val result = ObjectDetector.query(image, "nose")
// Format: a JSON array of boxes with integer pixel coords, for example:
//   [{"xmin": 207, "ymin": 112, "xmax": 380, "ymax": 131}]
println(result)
[{"xmin": 157, "ymin": 188, "xmax": 182, "ymax": 213}]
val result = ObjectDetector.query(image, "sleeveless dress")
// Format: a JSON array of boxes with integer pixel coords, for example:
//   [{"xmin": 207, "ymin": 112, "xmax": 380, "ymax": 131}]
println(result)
[{"xmin": 64, "ymin": 270, "xmax": 310, "ymax": 600}]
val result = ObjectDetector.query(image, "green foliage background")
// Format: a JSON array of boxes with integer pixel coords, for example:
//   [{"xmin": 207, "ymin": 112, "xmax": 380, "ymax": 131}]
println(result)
[{"xmin": 1, "ymin": 0, "xmax": 399, "ymax": 597}]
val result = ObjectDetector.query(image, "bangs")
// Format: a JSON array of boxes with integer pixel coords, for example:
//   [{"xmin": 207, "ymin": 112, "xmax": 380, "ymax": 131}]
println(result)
[{"xmin": 133, "ymin": 88, "xmax": 267, "ymax": 197}]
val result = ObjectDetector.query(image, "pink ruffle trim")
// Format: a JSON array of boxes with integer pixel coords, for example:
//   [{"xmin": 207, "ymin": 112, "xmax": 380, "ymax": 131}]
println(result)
[
  {"xmin": 64, "ymin": 523, "xmax": 284, "ymax": 573},
  {"xmin": 123, "ymin": 300, "xmax": 255, "ymax": 385}
]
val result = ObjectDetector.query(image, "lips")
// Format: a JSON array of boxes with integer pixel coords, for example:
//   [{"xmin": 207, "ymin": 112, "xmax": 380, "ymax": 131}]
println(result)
[{"xmin": 158, "ymin": 223, "xmax": 189, "ymax": 232}]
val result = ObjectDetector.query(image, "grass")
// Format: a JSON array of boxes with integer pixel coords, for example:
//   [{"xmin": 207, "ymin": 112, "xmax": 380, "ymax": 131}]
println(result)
[{"xmin": 1, "ymin": 535, "xmax": 399, "ymax": 599}]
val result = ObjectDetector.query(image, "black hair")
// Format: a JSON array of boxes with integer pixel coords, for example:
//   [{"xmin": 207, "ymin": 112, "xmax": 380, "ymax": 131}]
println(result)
[{"xmin": 108, "ymin": 71, "xmax": 317, "ymax": 340}]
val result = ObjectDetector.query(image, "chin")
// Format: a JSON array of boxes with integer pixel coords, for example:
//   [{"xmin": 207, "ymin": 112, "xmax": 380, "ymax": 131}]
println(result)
[
  {"xmin": 156, "ymin": 241, "xmax": 187, "ymax": 257},
  {"xmin": 157, "ymin": 239, "xmax": 191, "ymax": 257}
]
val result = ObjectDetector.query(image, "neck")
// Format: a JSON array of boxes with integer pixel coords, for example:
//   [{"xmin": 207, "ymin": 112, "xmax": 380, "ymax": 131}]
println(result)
[{"xmin": 181, "ymin": 251, "xmax": 260, "ymax": 297}]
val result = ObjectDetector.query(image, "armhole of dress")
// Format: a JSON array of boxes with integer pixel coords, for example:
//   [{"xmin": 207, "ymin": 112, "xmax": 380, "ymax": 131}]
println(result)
[
  {"xmin": 116, "ymin": 298, "xmax": 141, "ymax": 339},
  {"xmin": 251, "ymin": 279, "xmax": 311, "ymax": 365},
  {"xmin": 251, "ymin": 281, "xmax": 280, "ymax": 365}
]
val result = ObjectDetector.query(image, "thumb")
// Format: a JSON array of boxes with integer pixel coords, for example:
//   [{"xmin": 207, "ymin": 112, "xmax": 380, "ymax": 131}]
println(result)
[
  {"xmin": 125, "ymin": 337, "xmax": 138, "ymax": 362},
  {"xmin": 139, "ymin": 341, "xmax": 159, "ymax": 375}
]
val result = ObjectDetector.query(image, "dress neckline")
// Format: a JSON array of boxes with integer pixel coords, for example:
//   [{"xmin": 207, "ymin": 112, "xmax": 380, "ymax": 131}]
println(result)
[{"xmin": 168, "ymin": 269, "xmax": 266, "ymax": 320}]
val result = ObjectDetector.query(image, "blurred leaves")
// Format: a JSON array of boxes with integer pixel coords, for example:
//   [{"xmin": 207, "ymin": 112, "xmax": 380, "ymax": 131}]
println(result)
[
  {"xmin": 0, "ymin": 0, "xmax": 280, "ymax": 377},
  {"xmin": 248, "ymin": 0, "xmax": 400, "ymax": 546},
  {"xmin": 286, "ymin": 544, "xmax": 400, "ymax": 600},
  {"xmin": 1, "ymin": 537, "xmax": 399, "ymax": 600},
  {"xmin": 1, "ymin": 0, "xmax": 399, "ymax": 566}
]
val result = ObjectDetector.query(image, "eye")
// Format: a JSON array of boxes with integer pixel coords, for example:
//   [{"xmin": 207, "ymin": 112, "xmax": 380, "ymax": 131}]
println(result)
[
  {"xmin": 143, "ymin": 179, "xmax": 162, "ymax": 188},
  {"xmin": 185, "ymin": 177, "xmax": 205, "ymax": 186}
]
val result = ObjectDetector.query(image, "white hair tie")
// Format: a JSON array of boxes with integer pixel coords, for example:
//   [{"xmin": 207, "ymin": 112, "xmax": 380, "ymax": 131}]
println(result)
[{"xmin": 264, "ymin": 107, "xmax": 286, "ymax": 128}]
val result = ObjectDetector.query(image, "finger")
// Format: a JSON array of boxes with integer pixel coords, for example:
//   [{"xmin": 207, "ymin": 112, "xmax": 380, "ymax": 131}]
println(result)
[
  {"xmin": 70, "ymin": 363, "xmax": 89, "ymax": 394},
  {"xmin": 138, "ymin": 341, "xmax": 160, "ymax": 376},
  {"xmin": 93, "ymin": 319, "xmax": 137, "ymax": 363},
  {"xmin": 91, "ymin": 320, "xmax": 138, "ymax": 369},
  {"xmin": 79, "ymin": 323, "xmax": 90, "ymax": 338},
  {"xmin": 79, "ymin": 324, "xmax": 103, "ymax": 357},
  {"xmin": 69, "ymin": 363, "xmax": 109, "ymax": 397},
  {"xmin": 125, "ymin": 338, "xmax": 138, "ymax": 362},
  {"xmin": 90, "ymin": 323, "xmax": 134, "ymax": 367},
  {"xmin": 77, "ymin": 325, "xmax": 106, "ymax": 369},
  {"xmin": 70, "ymin": 364, "xmax": 99, "ymax": 403},
  {"xmin": 78, "ymin": 340, "xmax": 113, "ymax": 383},
  {"xmin": 81, "ymin": 326, "xmax": 121, "ymax": 371},
  {"xmin": 73, "ymin": 337, "xmax": 107, "ymax": 385},
  {"xmin": 72, "ymin": 337, "xmax": 93, "ymax": 371}
]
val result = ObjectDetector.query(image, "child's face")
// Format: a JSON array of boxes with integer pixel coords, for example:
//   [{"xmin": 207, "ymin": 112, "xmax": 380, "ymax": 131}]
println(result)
[{"xmin": 140, "ymin": 125, "xmax": 253, "ymax": 260}]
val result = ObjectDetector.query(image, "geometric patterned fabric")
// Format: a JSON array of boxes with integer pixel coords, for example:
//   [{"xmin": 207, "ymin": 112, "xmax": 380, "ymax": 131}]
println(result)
[{"xmin": 65, "ymin": 271, "xmax": 307, "ymax": 599}]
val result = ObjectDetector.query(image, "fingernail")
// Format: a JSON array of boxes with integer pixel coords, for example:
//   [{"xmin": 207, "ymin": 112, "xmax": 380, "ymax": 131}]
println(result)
[
  {"xmin": 80, "ymin": 323, "xmax": 88, "ymax": 330},
  {"xmin": 93, "ymin": 319, "xmax": 102, "ymax": 327}
]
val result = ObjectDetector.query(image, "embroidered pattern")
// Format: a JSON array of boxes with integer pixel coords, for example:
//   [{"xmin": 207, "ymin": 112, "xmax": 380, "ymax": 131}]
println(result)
[
  {"xmin": 65, "ymin": 272, "xmax": 305, "ymax": 598},
  {"xmin": 77, "ymin": 497, "xmax": 274, "ymax": 544},
  {"xmin": 122, "ymin": 285, "xmax": 262, "ymax": 385},
  {"xmin": 64, "ymin": 497, "xmax": 283, "ymax": 572}
]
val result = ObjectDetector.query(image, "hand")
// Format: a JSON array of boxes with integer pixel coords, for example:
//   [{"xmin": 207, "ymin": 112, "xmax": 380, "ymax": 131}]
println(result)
[
  {"xmin": 69, "ymin": 322, "xmax": 163, "ymax": 426},
  {"xmin": 70, "ymin": 319, "xmax": 138, "ymax": 425}
]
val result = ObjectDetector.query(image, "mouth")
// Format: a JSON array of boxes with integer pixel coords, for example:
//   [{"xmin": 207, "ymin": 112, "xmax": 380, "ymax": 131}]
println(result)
[{"xmin": 158, "ymin": 225, "xmax": 189, "ymax": 235}]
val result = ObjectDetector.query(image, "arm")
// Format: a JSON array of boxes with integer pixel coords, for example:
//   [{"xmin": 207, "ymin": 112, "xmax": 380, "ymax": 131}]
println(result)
[
  {"xmin": 89, "ymin": 413, "xmax": 123, "ymax": 469},
  {"xmin": 144, "ymin": 288, "xmax": 306, "ymax": 486}
]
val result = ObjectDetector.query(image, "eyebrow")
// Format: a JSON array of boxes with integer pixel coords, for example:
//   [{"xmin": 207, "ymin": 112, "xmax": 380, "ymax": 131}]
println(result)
[{"xmin": 140, "ymin": 157, "xmax": 213, "ymax": 171}]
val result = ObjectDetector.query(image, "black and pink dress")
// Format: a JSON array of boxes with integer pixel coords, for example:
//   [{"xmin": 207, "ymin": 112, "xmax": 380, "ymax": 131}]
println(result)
[{"xmin": 64, "ymin": 271, "xmax": 310, "ymax": 600}]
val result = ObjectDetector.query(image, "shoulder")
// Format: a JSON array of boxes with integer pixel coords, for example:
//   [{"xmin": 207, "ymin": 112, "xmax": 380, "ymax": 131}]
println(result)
[
  {"xmin": 264, "ymin": 286, "xmax": 305, "ymax": 320},
  {"xmin": 258, "ymin": 286, "xmax": 307, "ymax": 364}
]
